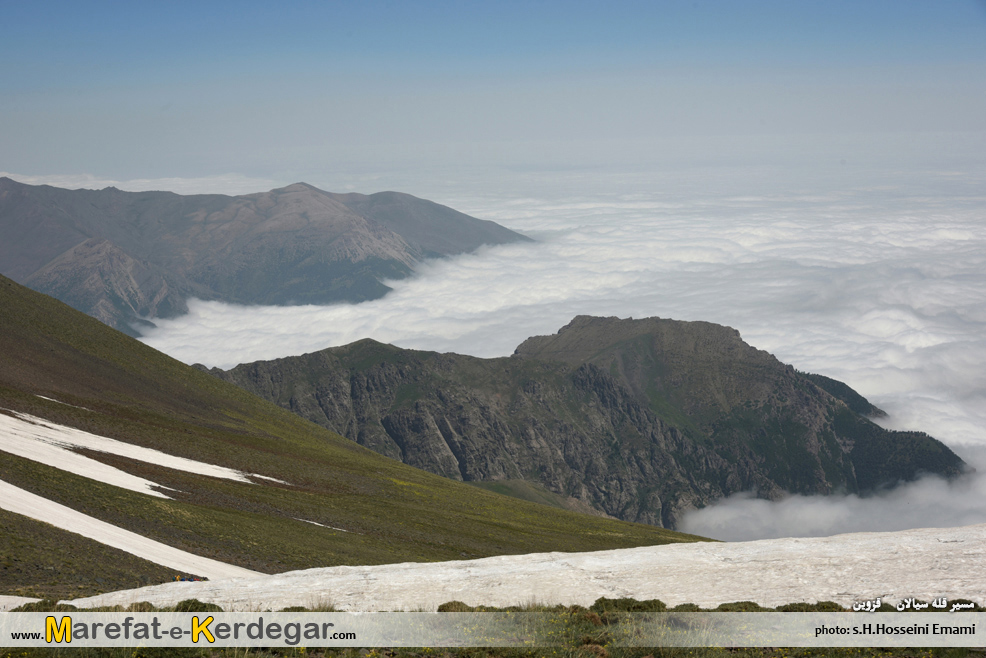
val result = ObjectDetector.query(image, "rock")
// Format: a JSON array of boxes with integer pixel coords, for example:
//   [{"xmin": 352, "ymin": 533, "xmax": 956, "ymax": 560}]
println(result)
[{"xmin": 208, "ymin": 317, "xmax": 966, "ymax": 529}]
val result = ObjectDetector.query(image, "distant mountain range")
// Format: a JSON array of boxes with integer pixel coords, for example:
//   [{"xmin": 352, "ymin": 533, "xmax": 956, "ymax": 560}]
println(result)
[
  {"xmin": 0, "ymin": 177, "xmax": 529, "ymax": 335},
  {"xmin": 204, "ymin": 315, "xmax": 967, "ymax": 528}
]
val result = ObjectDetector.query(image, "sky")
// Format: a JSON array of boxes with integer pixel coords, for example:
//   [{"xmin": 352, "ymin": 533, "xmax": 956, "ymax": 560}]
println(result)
[
  {"xmin": 3, "ymin": 1, "xmax": 986, "ymax": 182},
  {"xmin": 3, "ymin": 1, "xmax": 986, "ymax": 541}
]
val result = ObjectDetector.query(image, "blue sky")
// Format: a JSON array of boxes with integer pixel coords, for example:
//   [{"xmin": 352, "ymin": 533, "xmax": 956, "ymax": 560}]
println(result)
[{"xmin": 2, "ymin": 1, "xmax": 985, "ymax": 184}]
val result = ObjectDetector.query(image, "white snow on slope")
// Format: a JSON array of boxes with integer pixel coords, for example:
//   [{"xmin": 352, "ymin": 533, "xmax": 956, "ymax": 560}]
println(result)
[
  {"xmin": 35, "ymin": 395, "xmax": 92, "ymax": 411},
  {"xmin": 0, "ymin": 412, "xmax": 171, "ymax": 498},
  {"xmin": 0, "ymin": 479, "xmax": 262, "ymax": 580},
  {"xmin": 67, "ymin": 523, "xmax": 986, "ymax": 612},
  {"xmin": 0, "ymin": 410, "xmax": 281, "ymax": 498},
  {"xmin": 296, "ymin": 518, "xmax": 350, "ymax": 532},
  {"xmin": 0, "ymin": 596, "xmax": 40, "ymax": 612}
]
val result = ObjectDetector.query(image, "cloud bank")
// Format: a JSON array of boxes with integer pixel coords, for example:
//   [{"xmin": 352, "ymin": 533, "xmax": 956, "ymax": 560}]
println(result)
[
  {"xmin": 138, "ymin": 163, "xmax": 986, "ymax": 539},
  {"xmin": 679, "ymin": 460, "xmax": 986, "ymax": 542}
]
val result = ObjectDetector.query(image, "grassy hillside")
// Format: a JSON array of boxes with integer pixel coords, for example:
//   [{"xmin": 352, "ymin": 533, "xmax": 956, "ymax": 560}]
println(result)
[
  {"xmin": 0, "ymin": 276, "xmax": 705, "ymax": 600},
  {"xmin": 0, "ymin": 507, "xmax": 178, "ymax": 600}
]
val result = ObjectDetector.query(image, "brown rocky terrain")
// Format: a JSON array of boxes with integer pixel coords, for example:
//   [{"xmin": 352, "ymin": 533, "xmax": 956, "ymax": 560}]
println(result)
[
  {"xmin": 204, "ymin": 315, "xmax": 966, "ymax": 529},
  {"xmin": 0, "ymin": 178, "xmax": 529, "ymax": 335}
]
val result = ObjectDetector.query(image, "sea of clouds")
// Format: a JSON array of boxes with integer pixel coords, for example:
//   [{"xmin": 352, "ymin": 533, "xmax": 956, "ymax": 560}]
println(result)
[{"xmin": 131, "ymin": 162, "xmax": 986, "ymax": 541}]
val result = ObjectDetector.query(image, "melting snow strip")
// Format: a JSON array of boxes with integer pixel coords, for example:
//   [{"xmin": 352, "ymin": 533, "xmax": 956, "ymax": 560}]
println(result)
[
  {"xmin": 0, "ymin": 412, "xmax": 173, "ymax": 498},
  {"xmin": 250, "ymin": 473, "xmax": 291, "ymax": 485},
  {"xmin": 0, "ymin": 478, "xmax": 263, "ymax": 580},
  {"xmin": 296, "ymin": 518, "xmax": 350, "ymax": 532},
  {"xmin": 35, "ymin": 395, "xmax": 93, "ymax": 411},
  {"xmin": 0, "ymin": 410, "xmax": 287, "ymax": 497}
]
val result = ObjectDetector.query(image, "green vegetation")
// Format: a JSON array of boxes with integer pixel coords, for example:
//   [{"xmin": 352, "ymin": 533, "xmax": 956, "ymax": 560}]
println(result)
[
  {"xmin": 466, "ymin": 481, "xmax": 600, "ymax": 514},
  {"xmin": 0, "ymin": 508, "xmax": 177, "ymax": 600},
  {"xmin": 0, "ymin": 276, "xmax": 704, "ymax": 600},
  {"xmin": 801, "ymin": 373, "xmax": 887, "ymax": 418}
]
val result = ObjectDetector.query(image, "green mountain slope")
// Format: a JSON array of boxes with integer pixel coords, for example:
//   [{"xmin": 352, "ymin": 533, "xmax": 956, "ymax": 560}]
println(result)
[
  {"xmin": 0, "ymin": 277, "xmax": 703, "ymax": 599},
  {"xmin": 207, "ymin": 316, "xmax": 966, "ymax": 529},
  {"xmin": 0, "ymin": 507, "xmax": 179, "ymax": 600}
]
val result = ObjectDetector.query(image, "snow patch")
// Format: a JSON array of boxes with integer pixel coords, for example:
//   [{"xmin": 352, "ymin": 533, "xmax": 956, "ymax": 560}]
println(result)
[
  {"xmin": 250, "ymin": 473, "xmax": 291, "ymax": 485},
  {"xmin": 0, "ymin": 479, "xmax": 262, "ymax": 580},
  {"xmin": 66, "ymin": 523, "xmax": 986, "ymax": 612},
  {"xmin": 35, "ymin": 395, "xmax": 92, "ymax": 412},
  {"xmin": 0, "ymin": 596, "xmax": 41, "ymax": 612},
  {"xmin": 296, "ymin": 518, "xmax": 350, "ymax": 532},
  {"xmin": 0, "ymin": 410, "xmax": 287, "ymax": 498},
  {"xmin": 0, "ymin": 412, "xmax": 172, "ymax": 498}
]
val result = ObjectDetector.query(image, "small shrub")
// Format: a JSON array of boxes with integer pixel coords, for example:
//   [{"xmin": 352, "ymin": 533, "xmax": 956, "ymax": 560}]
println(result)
[
  {"xmin": 580, "ymin": 611, "xmax": 604, "ymax": 626},
  {"xmin": 775, "ymin": 601, "xmax": 845, "ymax": 612},
  {"xmin": 714, "ymin": 601, "xmax": 770, "ymax": 612},
  {"xmin": 306, "ymin": 595, "xmax": 337, "ymax": 611},
  {"xmin": 578, "ymin": 644, "xmax": 609, "ymax": 658},
  {"xmin": 173, "ymin": 598, "xmax": 223, "ymax": 613},
  {"xmin": 590, "ymin": 597, "xmax": 667, "ymax": 613}
]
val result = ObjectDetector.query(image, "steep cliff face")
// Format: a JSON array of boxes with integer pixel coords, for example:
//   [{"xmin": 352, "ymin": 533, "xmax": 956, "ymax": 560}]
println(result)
[{"xmin": 206, "ymin": 316, "xmax": 966, "ymax": 529}]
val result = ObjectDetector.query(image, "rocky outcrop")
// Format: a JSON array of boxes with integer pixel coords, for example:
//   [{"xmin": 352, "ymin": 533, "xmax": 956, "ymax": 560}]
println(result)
[
  {"xmin": 23, "ymin": 239, "xmax": 193, "ymax": 331},
  {"xmin": 206, "ymin": 316, "xmax": 967, "ymax": 529}
]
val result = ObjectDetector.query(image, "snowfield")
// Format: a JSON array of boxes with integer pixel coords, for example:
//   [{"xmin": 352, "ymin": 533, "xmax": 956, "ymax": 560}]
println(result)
[
  {"xmin": 0, "ymin": 409, "xmax": 273, "ymax": 580},
  {"xmin": 0, "ymin": 596, "xmax": 40, "ymax": 612},
  {"xmin": 0, "ymin": 410, "xmax": 276, "ymax": 497},
  {"xmin": 66, "ymin": 523, "xmax": 986, "ymax": 612},
  {"xmin": 0, "ymin": 479, "xmax": 262, "ymax": 580}
]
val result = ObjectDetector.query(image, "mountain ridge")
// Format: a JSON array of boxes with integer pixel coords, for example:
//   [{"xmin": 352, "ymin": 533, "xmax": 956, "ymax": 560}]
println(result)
[
  {"xmin": 0, "ymin": 177, "xmax": 530, "ymax": 335},
  {"xmin": 205, "ymin": 315, "xmax": 966, "ymax": 528}
]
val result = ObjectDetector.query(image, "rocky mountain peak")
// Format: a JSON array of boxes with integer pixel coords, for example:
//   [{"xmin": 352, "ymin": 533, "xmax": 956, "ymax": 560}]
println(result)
[
  {"xmin": 270, "ymin": 182, "xmax": 321, "ymax": 194},
  {"xmin": 209, "ymin": 315, "xmax": 966, "ymax": 529},
  {"xmin": 0, "ymin": 179, "xmax": 530, "ymax": 335}
]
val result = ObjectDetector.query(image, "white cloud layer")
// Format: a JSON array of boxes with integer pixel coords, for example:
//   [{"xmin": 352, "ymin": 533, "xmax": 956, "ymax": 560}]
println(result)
[
  {"xmin": 679, "ymin": 464, "xmax": 986, "ymax": 542},
  {"xmin": 136, "ymin": 162, "xmax": 986, "ymax": 540}
]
